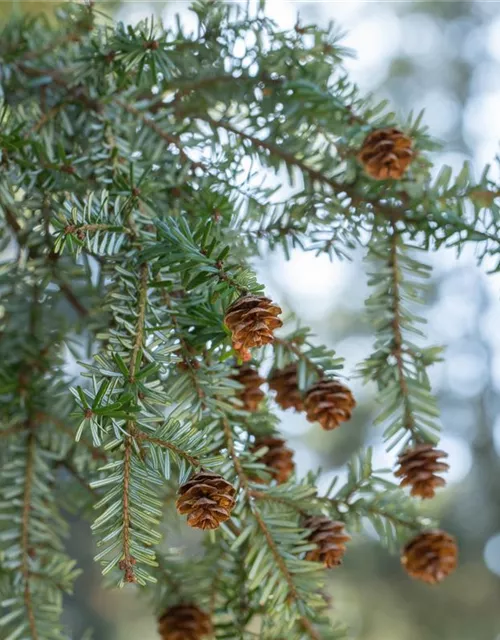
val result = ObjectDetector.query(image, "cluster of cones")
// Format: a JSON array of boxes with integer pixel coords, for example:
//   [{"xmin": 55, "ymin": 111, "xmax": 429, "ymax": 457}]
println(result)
[
  {"xmin": 395, "ymin": 443, "xmax": 457, "ymax": 584},
  {"xmin": 224, "ymin": 294, "xmax": 355, "ymax": 430},
  {"xmin": 232, "ymin": 362, "xmax": 356, "ymax": 432},
  {"xmin": 171, "ymin": 278, "xmax": 455, "ymax": 633}
]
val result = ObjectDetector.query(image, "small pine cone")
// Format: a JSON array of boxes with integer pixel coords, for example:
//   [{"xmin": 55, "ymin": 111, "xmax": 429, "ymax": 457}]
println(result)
[
  {"xmin": 224, "ymin": 294, "xmax": 283, "ymax": 357},
  {"xmin": 268, "ymin": 364, "xmax": 304, "ymax": 412},
  {"xmin": 251, "ymin": 436, "xmax": 295, "ymax": 484},
  {"xmin": 401, "ymin": 530, "xmax": 458, "ymax": 584},
  {"xmin": 395, "ymin": 443, "xmax": 449, "ymax": 499},
  {"xmin": 303, "ymin": 516, "xmax": 351, "ymax": 568},
  {"xmin": 231, "ymin": 365, "xmax": 265, "ymax": 412},
  {"xmin": 358, "ymin": 127, "xmax": 414, "ymax": 180},
  {"xmin": 158, "ymin": 604, "xmax": 212, "ymax": 640},
  {"xmin": 176, "ymin": 471, "xmax": 236, "ymax": 530},
  {"xmin": 304, "ymin": 379, "xmax": 355, "ymax": 431}
]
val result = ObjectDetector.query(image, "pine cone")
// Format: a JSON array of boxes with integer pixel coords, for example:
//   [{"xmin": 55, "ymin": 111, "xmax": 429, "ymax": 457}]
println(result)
[
  {"xmin": 251, "ymin": 436, "xmax": 295, "ymax": 484},
  {"xmin": 268, "ymin": 364, "xmax": 304, "ymax": 412},
  {"xmin": 224, "ymin": 294, "xmax": 283, "ymax": 357},
  {"xmin": 358, "ymin": 128, "xmax": 414, "ymax": 180},
  {"xmin": 401, "ymin": 530, "xmax": 458, "ymax": 584},
  {"xmin": 158, "ymin": 604, "xmax": 212, "ymax": 640},
  {"xmin": 395, "ymin": 443, "xmax": 449, "ymax": 499},
  {"xmin": 303, "ymin": 516, "xmax": 351, "ymax": 568},
  {"xmin": 231, "ymin": 365, "xmax": 265, "ymax": 412},
  {"xmin": 176, "ymin": 471, "xmax": 236, "ymax": 530},
  {"xmin": 304, "ymin": 379, "xmax": 355, "ymax": 431}
]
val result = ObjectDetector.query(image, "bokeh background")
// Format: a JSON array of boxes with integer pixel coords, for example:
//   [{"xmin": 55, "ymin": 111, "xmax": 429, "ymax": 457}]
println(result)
[{"xmin": 3, "ymin": 1, "xmax": 500, "ymax": 638}]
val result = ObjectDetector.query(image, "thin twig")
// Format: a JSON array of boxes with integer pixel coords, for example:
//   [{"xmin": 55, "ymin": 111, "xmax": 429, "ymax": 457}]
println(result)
[
  {"xmin": 159, "ymin": 286, "xmax": 206, "ymax": 402},
  {"xmin": 388, "ymin": 227, "xmax": 417, "ymax": 439},
  {"xmin": 21, "ymin": 434, "xmax": 38, "ymax": 640},
  {"xmin": 114, "ymin": 98, "xmax": 203, "ymax": 168},
  {"xmin": 133, "ymin": 431, "xmax": 200, "ymax": 468},
  {"xmin": 0, "ymin": 425, "xmax": 25, "ymax": 438},
  {"xmin": 2, "ymin": 206, "xmax": 89, "ymax": 317},
  {"xmin": 121, "ymin": 438, "xmax": 136, "ymax": 583},
  {"xmin": 273, "ymin": 337, "xmax": 323, "ymax": 376},
  {"xmin": 64, "ymin": 223, "xmax": 133, "ymax": 235},
  {"xmin": 26, "ymin": 101, "xmax": 68, "ymax": 136},
  {"xmin": 221, "ymin": 418, "xmax": 321, "ymax": 640},
  {"xmin": 119, "ymin": 263, "xmax": 149, "ymax": 583},
  {"xmin": 249, "ymin": 489, "xmax": 308, "ymax": 518},
  {"xmin": 194, "ymin": 114, "xmax": 400, "ymax": 221},
  {"xmin": 128, "ymin": 263, "xmax": 149, "ymax": 384}
]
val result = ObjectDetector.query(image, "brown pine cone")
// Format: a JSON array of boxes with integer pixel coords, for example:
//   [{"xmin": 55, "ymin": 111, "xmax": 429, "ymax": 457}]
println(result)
[
  {"xmin": 358, "ymin": 127, "xmax": 414, "ymax": 180},
  {"xmin": 268, "ymin": 364, "xmax": 304, "ymax": 412},
  {"xmin": 304, "ymin": 379, "xmax": 355, "ymax": 431},
  {"xmin": 395, "ymin": 443, "xmax": 449, "ymax": 499},
  {"xmin": 224, "ymin": 294, "xmax": 283, "ymax": 358},
  {"xmin": 231, "ymin": 365, "xmax": 265, "ymax": 412},
  {"xmin": 176, "ymin": 471, "xmax": 236, "ymax": 530},
  {"xmin": 401, "ymin": 530, "xmax": 458, "ymax": 584},
  {"xmin": 251, "ymin": 436, "xmax": 295, "ymax": 484},
  {"xmin": 303, "ymin": 516, "xmax": 351, "ymax": 568},
  {"xmin": 158, "ymin": 604, "xmax": 212, "ymax": 640}
]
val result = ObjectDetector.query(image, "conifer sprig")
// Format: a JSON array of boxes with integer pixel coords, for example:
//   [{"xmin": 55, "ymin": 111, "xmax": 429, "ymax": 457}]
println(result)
[
  {"xmin": 361, "ymin": 227, "xmax": 442, "ymax": 452},
  {"xmin": 0, "ymin": 0, "xmax": 489, "ymax": 636}
]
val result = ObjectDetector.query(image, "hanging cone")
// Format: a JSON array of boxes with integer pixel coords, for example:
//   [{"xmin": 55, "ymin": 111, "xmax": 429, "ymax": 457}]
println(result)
[
  {"xmin": 268, "ymin": 364, "xmax": 304, "ymax": 412},
  {"xmin": 158, "ymin": 604, "xmax": 212, "ymax": 640},
  {"xmin": 176, "ymin": 471, "xmax": 236, "ymax": 530},
  {"xmin": 303, "ymin": 516, "xmax": 351, "ymax": 568},
  {"xmin": 304, "ymin": 379, "xmax": 356, "ymax": 430},
  {"xmin": 231, "ymin": 365, "xmax": 265, "ymax": 412},
  {"xmin": 395, "ymin": 443, "xmax": 449, "ymax": 499},
  {"xmin": 401, "ymin": 529, "xmax": 458, "ymax": 584},
  {"xmin": 224, "ymin": 294, "xmax": 282, "ymax": 358},
  {"xmin": 358, "ymin": 127, "xmax": 414, "ymax": 180},
  {"xmin": 251, "ymin": 436, "xmax": 295, "ymax": 484}
]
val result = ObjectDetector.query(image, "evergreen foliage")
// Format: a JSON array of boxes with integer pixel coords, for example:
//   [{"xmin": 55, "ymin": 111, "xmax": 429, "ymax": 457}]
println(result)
[{"xmin": 0, "ymin": 1, "xmax": 497, "ymax": 637}]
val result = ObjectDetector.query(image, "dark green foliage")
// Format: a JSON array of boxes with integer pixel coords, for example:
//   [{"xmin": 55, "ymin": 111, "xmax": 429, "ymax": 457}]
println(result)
[{"xmin": 0, "ymin": 1, "xmax": 497, "ymax": 638}]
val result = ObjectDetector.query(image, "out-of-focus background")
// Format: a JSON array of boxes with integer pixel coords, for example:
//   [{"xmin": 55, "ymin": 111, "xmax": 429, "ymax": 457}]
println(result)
[{"xmin": 3, "ymin": 1, "xmax": 500, "ymax": 638}]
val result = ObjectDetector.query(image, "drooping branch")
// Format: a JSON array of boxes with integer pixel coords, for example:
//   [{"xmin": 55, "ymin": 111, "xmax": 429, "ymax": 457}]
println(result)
[
  {"xmin": 120, "ymin": 262, "xmax": 149, "ymax": 583},
  {"xmin": 221, "ymin": 418, "xmax": 322, "ymax": 640},
  {"xmin": 388, "ymin": 228, "xmax": 418, "ymax": 440},
  {"xmin": 21, "ymin": 433, "xmax": 38, "ymax": 640}
]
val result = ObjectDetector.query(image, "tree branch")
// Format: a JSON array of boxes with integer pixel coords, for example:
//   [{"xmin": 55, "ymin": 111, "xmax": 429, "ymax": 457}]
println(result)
[
  {"xmin": 21, "ymin": 433, "xmax": 38, "ymax": 640},
  {"xmin": 388, "ymin": 227, "xmax": 418, "ymax": 440},
  {"xmin": 119, "ymin": 262, "xmax": 149, "ymax": 583},
  {"xmin": 222, "ymin": 418, "xmax": 321, "ymax": 640},
  {"xmin": 194, "ymin": 114, "xmax": 401, "ymax": 221},
  {"xmin": 133, "ymin": 431, "xmax": 201, "ymax": 468}
]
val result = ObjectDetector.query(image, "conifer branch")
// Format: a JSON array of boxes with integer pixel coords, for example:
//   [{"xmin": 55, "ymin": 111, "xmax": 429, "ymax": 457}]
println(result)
[
  {"xmin": 0, "ymin": 3, "xmax": 484, "ymax": 634},
  {"xmin": 114, "ymin": 98, "xmax": 203, "ymax": 168},
  {"xmin": 21, "ymin": 433, "xmax": 38, "ymax": 640},
  {"xmin": 249, "ymin": 489, "xmax": 308, "ymax": 517},
  {"xmin": 120, "ymin": 437, "xmax": 136, "ymax": 583},
  {"xmin": 133, "ymin": 431, "xmax": 201, "ymax": 468},
  {"xmin": 389, "ymin": 228, "xmax": 418, "ymax": 441},
  {"xmin": 2, "ymin": 205, "xmax": 89, "ymax": 317},
  {"xmin": 362, "ymin": 229, "xmax": 441, "ymax": 450},
  {"xmin": 222, "ymin": 418, "xmax": 321, "ymax": 640},
  {"xmin": 119, "ymin": 262, "xmax": 149, "ymax": 583}
]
